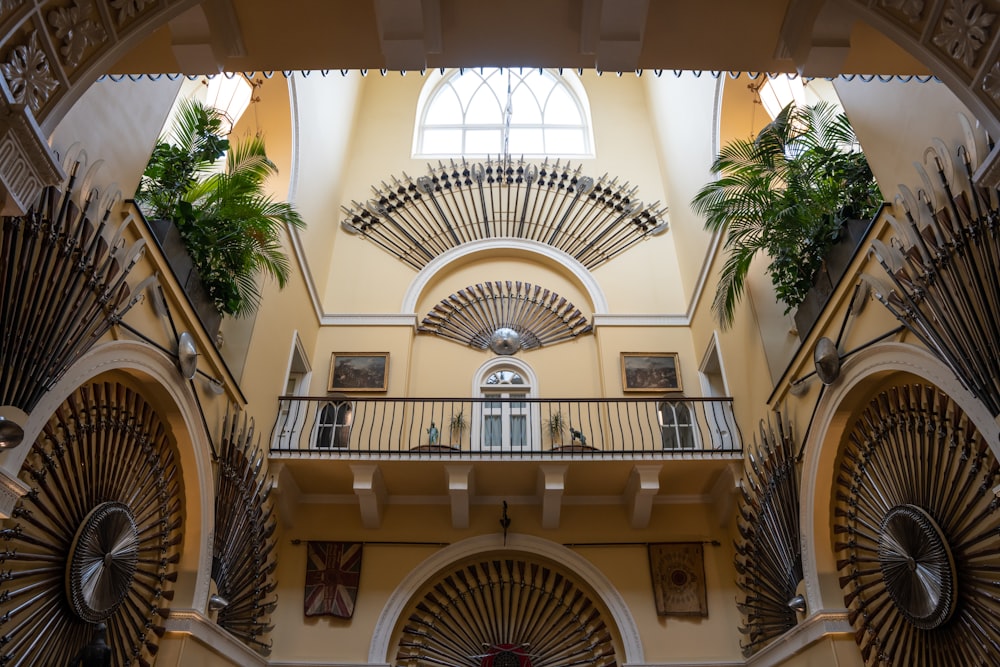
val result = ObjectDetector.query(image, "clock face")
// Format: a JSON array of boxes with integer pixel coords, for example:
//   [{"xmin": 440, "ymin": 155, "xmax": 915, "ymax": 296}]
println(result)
[{"xmin": 490, "ymin": 327, "xmax": 521, "ymax": 355}]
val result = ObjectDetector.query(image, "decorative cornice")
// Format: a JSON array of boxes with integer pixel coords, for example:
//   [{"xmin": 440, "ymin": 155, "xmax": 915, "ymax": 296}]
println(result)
[
  {"xmin": 320, "ymin": 313, "xmax": 418, "ymax": 327},
  {"xmin": 0, "ymin": 466, "xmax": 30, "ymax": 519},
  {"xmin": 0, "ymin": 88, "xmax": 63, "ymax": 215},
  {"xmin": 592, "ymin": 313, "xmax": 689, "ymax": 327},
  {"xmin": 164, "ymin": 609, "xmax": 267, "ymax": 667}
]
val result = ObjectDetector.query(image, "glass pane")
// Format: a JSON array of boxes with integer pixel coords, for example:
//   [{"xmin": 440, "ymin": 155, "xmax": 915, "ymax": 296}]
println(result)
[
  {"xmin": 508, "ymin": 128, "xmax": 543, "ymax": 155},
  {"xmin": 421, "ymin": 128, "xmax": 463, "ymax": 155},
  {"xmin": 466, "ymin": 87, "xmax": 503, "ymax": 125},
  {"xmin": 485, "ymin": 401, "xmax": 502, "ymax": 410},
  {"xmin": 544, "ymin": 85, "xmax": 582, "ymax": 124},
  {"xmin": 511, "ymin": 415, "xmax": 527, "ymax": 447},
  {"xmin": 465, "ymin": 129, "xmax": 502, "ymax": 154},
  {"xmin": 678, "ymin": 427, "xmax": 696, "ymax": 450},
  {"xmin": 484, "ymin": 415, "xmax": 501, "ymax": 447},
  {"xmin": 523, "ymin": 70, "xmax": 556, "ymax": 98},
  {"xmin": 425, "ymin": 86, "xmax": 463, "ymax": 124},
  {"xmin": 451, "ymin": 71, "xmax": 484, "ymax": 108},
  {"xmin": 510, "ymin": 85, "xmax": 542, "ymax": 124},
  {"xmin": 544, "ymin": 128, "xmax": 586, "ymax": 155}
]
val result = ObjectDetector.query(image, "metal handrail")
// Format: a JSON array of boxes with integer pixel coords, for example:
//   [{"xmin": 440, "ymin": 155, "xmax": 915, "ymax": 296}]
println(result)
[{"xmin": 269, "ymin": 396, "xmax": 742, "ymax": 456}]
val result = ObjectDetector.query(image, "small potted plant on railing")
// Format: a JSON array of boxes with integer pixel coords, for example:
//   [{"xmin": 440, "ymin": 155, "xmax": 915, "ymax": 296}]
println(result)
[
  {"xmin": 546, "ymin": 411, "xmax": 566, "ymax": 447},
  {"xmin": 449, "ymin": 411, "xmax": 466, "ymax": 446}
]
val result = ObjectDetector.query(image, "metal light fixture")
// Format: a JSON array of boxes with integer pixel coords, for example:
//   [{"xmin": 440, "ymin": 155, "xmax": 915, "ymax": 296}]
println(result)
[
  {"xmin": 208, "ymin": 594, "xmax": 230, "ymax": 612},
  {"xmin": 0, "ymin": 415, "xmax": 25, "ymax": 449}
]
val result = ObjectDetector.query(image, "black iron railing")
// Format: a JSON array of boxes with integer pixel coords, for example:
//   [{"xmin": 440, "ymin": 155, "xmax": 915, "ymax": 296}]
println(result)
[{"xmin": 269, "ymin": 397, "xmax": 742, "ymax": 456}]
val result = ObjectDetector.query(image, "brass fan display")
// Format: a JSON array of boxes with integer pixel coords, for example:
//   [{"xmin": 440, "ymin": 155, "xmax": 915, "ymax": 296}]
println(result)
[
  {"xmin": 734, "ymin": 416, "xmax": 802, "ymax": 657},
  {"xmin": 396, "ymin": 558, "xmax": 618, "ymax": 666},
  {"xmin": 419, "ymin": 281, "xmax": 592, "ymax": 352},
  {"xmin": 0, "ymin": 382, "xmax": 182, "ymax": 666},
  {"xmin": 835, "ymin": 384, "xmax": 1000, "ymax": 666},
  {"xmin": 341, "ymin": 157, "xmax": 667, "ymax": 270},
  {"xmin": 211, "ymin": 409, "xmax": 278, "ymax": 655}
]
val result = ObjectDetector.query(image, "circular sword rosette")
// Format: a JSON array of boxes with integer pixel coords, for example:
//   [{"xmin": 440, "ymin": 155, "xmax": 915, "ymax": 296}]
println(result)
[
  {"xmin": 835, "ymin": 384, "xmax": 1000, "ymax": 666},
  {"xmin": 66, "ymin": 502, "xmax": 141, "ymax": 623}
]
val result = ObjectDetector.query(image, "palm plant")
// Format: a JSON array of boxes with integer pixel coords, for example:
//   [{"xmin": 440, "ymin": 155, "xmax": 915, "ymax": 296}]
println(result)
[
  {"xmin": 691, "ymin": 102, "xmax": 880, "ymax": 328},
  {"xmin": 137, "ymin": 99, "xmax": 305, "ymax": 317}
]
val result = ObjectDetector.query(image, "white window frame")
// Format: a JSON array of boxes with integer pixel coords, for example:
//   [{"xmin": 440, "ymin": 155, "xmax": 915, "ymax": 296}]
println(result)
[
  {"xmin": 413, "ymin": 68, "xmax": 595, "ymax": 158},
  {"xmin": 471, "ymin": 357, "xmax": 540, "ymax": 452}
]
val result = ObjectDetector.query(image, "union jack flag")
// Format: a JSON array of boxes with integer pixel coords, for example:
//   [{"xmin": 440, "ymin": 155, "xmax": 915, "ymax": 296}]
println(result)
[{"xmin": 304, "ymin": 541, "xmax": 363, "ymax": 618}]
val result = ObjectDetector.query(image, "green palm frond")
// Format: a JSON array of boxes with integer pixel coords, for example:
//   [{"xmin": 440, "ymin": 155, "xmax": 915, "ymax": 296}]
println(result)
[
  {"xmin": 138, "ymin": 98, "xmax": 305, "ymax": 317},
  {"xmin": 692, "ymin": 101, "xmax": 880, "ymax": 328}
]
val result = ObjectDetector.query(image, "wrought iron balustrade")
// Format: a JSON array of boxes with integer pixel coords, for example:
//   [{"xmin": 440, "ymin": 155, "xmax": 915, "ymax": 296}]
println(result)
[{"xmin": 269, "ymin": 396, "xmax": 742, "ymax": 456}]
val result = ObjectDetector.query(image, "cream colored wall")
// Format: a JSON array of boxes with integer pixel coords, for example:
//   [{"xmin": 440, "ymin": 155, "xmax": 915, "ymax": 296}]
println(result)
[
  {"xmin": 270, "ymin": 501, "xmax": 741, "ymax": 664},
  {"xmin": 48, "ymin": 77, "xmax": 182, "ymax": 197},
  {"xmin": 306, "ymin": 71, "xmax": 686, "ymax": 316}
]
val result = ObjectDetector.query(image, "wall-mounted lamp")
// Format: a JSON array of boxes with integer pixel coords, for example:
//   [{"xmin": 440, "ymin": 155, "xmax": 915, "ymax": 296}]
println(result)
[{"xmin": 0, "ymin": 408, "xmax": 27, "ymax": 449}]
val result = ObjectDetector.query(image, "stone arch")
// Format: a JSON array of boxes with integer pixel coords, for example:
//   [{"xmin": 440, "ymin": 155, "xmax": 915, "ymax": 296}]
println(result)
[
  {"xmin": 369, "ymin": 532, "xmax": 644, "ymax": 665},
  {"xmin": 0, "ymin": 338, "xmax": 217, "ymax": 612},
  {"xmin": 798, "ymin": 340, "xmax": 998, "ymax": 615}
]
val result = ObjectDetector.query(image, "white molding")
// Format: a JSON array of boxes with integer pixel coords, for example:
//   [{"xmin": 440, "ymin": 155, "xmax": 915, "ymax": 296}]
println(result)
[
  {"xmin": 351, "ymin": 464, "xmax": 387, "ymax": 528},
  {"xmin": 164, "ymin": 609, "xmax": 267, "ymax": 666},
  {"xmin": 538, "ymin": 464, "xmax": 568, "ymax": 529},
  {"xmin": 445, "ymin": 464, "xmax": 473, "ymax": 529},
  {"xmin": 745, "ymin": 609, "xmax": 853, "ymax": 666},
  {"xmin": 592, "ymin": 313, "xmax": 689, "ymax": 327},
  {"xmin": 401, "ymin": 238, "xmax": 610, "ymax": 314},
  {"xmin": 293, "ymin": 492, "xmax": 718, "ymax": 506},
  {"xmin": 320, "ymin": 313, "xmax": 418, "ymax": 327},
  {"xmin": 368, "ymin": 533, "xmax": 644, "ymax": 664}
]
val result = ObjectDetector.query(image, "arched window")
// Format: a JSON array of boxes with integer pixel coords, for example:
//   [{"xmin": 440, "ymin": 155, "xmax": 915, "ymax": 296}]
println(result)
[
  {"xmin": 472, "ymin": 358, "xmax": 540, "ymax": 451},
  {"xmin": 658, "ymin": 401, "xmax": 698, "ymax": 450},
  {"xmin": 315, "ymin": 400, "xmax": 353, "ymax": 449},
  {"xmin": 414, "ymin": 68, "xmax": 594, "ymax": 158}
]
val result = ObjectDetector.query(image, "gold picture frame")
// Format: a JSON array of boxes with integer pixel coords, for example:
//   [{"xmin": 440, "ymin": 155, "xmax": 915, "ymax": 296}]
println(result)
[
  {"xmin": 328, "ymin": 353, "xmax": 389, "ymax": 392},
  {"xmin": 620, "ymin": 352, "xmax": 682, "ymax": 392}
]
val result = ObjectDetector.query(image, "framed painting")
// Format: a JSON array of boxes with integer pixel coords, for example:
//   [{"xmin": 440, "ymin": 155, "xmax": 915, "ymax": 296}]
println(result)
[
  {"xmin": 648, "ymin": 542, "xmax": 708, "ymax": 616},
  {"xmin": 328, "ymin": 353, "xmax": 389, "ymax": 392},
  {"xmin": 620, "ymin": 352, "xmax": 682, "ymax": 392}
]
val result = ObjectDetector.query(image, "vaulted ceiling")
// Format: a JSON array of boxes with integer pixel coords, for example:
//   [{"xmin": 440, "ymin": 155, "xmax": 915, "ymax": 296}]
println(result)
[{"xmin": 109, "ymin": 0, "xmax": 927, "ymax": 76}]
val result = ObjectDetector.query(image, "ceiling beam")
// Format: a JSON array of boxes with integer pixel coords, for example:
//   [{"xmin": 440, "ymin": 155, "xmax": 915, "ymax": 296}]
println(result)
[
  {"xmin": 374, "ymin": 0, "xmax": 442, "ymax": 71},
  {"xmin": 580, "ymin": 0, "xmax": 649, "ymax": 72}
]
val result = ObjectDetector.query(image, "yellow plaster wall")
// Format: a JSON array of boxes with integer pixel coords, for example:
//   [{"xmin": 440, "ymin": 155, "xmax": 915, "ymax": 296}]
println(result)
[
  {"xmin": 306, "ymin": 71, "xmax": 686, "ymax": 315},
  {"xmin": 270, "ymin": 501, "xmax": 741, "ymax": 664}
]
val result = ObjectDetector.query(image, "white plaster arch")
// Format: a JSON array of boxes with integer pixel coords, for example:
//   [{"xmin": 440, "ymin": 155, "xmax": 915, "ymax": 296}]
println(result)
[
  {"xmin": 799, "ymin": 340, "xmax": 997, "ymax": 615},
  {"xmin": 400, "ymin": 238, "xmax": 609, "ymax": 314},
  {"xmin": 0, "ymin": 339, "xmax": 216, "ymax": 613},
  {"xmin": 369, "ymin": 532, "xmax": 644, "ymax": 664}
]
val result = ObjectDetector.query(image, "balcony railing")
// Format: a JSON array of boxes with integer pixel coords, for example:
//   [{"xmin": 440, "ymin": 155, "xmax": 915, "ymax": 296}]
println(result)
[{"xmin": 269, "ymin": 397, "xmax": 742, "ymax": 456}]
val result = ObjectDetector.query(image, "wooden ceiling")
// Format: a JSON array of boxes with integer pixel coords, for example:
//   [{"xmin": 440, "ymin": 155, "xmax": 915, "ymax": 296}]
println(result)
[{"xmin": 109, "ymin": 0, "xmax": 928, "ymax": 76}]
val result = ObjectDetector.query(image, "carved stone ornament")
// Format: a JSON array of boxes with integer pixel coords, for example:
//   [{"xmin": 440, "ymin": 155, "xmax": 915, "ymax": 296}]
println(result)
[{"xmin": 932, "ymin": 0, "xmax": 996, "ymax": 68}]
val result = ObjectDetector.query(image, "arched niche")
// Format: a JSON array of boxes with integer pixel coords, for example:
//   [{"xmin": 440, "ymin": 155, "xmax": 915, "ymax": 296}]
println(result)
[
  {"xmin": 0, "ymin": 339, "xmax": 217, "ymax": 613},
  {"xmin": 798, "ymin": 341, "xmax": 998, "ymax": 616},
  {"xmin": 369, "ymin": 533, "xmax": 644, "ymax": 665}
]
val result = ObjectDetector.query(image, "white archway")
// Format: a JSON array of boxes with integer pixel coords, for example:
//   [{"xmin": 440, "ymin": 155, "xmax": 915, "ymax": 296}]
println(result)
[
  {"xmin": 369, "ymin": 532, "xmax": 644, "ymax": 665},
  {"xmin": 798, "ymin": 340, "xmax": 998, "ymax": 615}
]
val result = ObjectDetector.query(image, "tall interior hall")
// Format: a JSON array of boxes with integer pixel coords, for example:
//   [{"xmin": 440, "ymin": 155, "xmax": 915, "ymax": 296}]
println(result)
[{"xmin": 2, "ymin": 1, "xmax": 1000, "ymax": 666}]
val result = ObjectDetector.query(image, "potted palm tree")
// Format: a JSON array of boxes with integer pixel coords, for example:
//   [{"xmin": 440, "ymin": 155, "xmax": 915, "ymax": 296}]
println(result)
[
  {"xmin": 136, "ymin": 98, "xmax": 305, "ymax": 321},
  {"xmin": 691, "ymin": 102, "xmax": 881, "ymax": 330},
  {"xmin": 449, "ymin": 411, "xmax": 466, "ymax": 446},
  {"xmin": 545, "ymin": 411, "xmax": 565, "ymax": 447}
]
